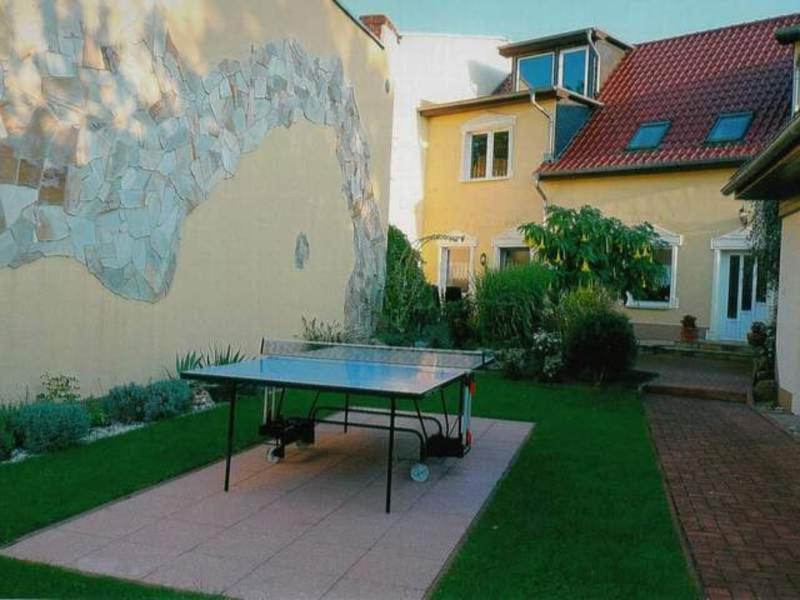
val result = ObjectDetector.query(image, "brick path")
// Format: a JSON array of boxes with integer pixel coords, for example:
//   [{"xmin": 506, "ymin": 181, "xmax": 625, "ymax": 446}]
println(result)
[{"xmin": 646, "ymin": 395, "xmax": 800, "ymax": 599}]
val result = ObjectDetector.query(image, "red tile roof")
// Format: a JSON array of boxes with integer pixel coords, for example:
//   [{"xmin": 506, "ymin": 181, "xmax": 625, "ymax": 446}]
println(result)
[{"xmin": 540, "ymin": 14, "xmax": 800, "ymax": 177}]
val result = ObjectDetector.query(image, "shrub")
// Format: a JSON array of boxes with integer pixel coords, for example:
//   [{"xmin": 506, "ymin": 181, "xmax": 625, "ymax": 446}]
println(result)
[
  {"xmin": 13, "ymin": 402, "xmax": 90, "ymax": 453},
  {"xmin": 301, "ymin": 317, "xmax": 350, "ymax": 343},
  {"xmin": 443, "ymin": 299, "xmax": 476, "ymax": 349},
  {"xmin": 381, "ymin": 226, "xmax": 439, "ymax": 337},
  {"xmin": 553, "ymin": 283, "xmax": 616, "ymax": 339},
  {"xmin": 496, "ymin": 330, "xmax": 564, "ymax": 382},
  {"xmin": 0, "ymin": 409, "xmax": 17, "ymax": 460},
  {"xmin": 37, "ymin": 373, "xmax": 80, "ymax": 403},
  {"xmin": 144, "ymin": 380, "xmax": 193, "ymax": 422},
  {"xmin": 474, "ymin": 264, "xmax": 554, "ymax": 348},
  {"xmin": 564, "ymin": 310, "xmax": 638, "ymax": 384},
  {"xmin": 103, "ymin": 383, "xmax": 149, "ymax": 424}
]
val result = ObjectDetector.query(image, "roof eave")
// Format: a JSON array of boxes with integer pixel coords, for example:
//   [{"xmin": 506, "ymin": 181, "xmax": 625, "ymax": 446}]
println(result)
[
  {"xmin": 540, "ymin": 157, "xmax": 748, "ymax": 180},
  {"xmin": 499, "ymin": 27, "xmax": 632, "ymax": 57},
  {"xmin": 418, "ymin": 87, "xmax": 602, "ymax": 118},
  {"xmin": 723, "ymin": 114, "xmax": 800, "ymax": 197}
]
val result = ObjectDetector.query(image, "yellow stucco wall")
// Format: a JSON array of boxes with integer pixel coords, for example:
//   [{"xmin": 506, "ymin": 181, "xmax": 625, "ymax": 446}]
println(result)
[
  {"xmin": 0, "ymin": 0, "xmax": 392, "ymax": 400},
  {"xmin": 778, "ymin": 201, "xmax": 800, "ymax": 412},
  {"xmin": 419, "ymin": 95, "xmax": 742, "ymax": 338},
  {"xmin": 541, "ymin": 170, "xmax": 741, "ymax": 333},
  {"xmin": 420, "ymin": 100, "xmax": 550, "ymax": 280}
]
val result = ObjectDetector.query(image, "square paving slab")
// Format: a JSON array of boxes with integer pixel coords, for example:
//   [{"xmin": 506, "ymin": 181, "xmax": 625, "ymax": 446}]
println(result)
[{"xmin": 2, "ymin": 414, "xmax": 532, "ymax": 598}]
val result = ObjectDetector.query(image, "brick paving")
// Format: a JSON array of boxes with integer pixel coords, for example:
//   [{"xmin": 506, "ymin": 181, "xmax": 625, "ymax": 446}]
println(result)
[{"xmin": 646, "ymin": 395, "xmax": 800, "ymax": 599}]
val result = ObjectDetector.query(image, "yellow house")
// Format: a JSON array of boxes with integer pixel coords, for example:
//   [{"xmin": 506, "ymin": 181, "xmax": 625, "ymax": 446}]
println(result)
[
  {"xmin": 418, "ymin": 15, "xmax": 799, "ymax": 341},
  {"xmin": 724, "ymin": 24, "xmax": 800, "ymax": 413}
]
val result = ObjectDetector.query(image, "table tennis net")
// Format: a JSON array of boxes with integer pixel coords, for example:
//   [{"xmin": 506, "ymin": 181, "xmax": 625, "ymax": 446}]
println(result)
[{"xmin": 260, "ymin": 338, "xmax": 490, "ymax": 370}]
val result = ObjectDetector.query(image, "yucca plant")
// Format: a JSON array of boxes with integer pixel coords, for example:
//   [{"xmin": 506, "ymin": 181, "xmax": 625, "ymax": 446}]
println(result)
[
  {"xmin": 206, "ymin": 345, "xmax": 249, "ymax": 366},
  {"xmin": 170, "ymin": 351, "xmax": 204, "ymax": 379}
]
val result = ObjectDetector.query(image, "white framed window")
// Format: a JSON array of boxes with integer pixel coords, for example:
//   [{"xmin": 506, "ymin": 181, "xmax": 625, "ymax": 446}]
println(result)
[
  {"xmin": 492, "ymin": 226, "xmax": 533, "ymax": 268},
  {"xmin": 461, "ymin": 114, "xmax": 515, "ymax": 182},
  {"xmin": 558, "ymin": 46, "xmax": 589, "ymax": 96},
  {"xmin": 437, "ymin": 232, "xmax": 478, "ymax": 298},
  {"xmin": 626, "ymin": 226, "xmax": 682, "ymax": 310},
  {"xmin": 516, "ymin": 52, "xmax": 555, "ymax": 92}
]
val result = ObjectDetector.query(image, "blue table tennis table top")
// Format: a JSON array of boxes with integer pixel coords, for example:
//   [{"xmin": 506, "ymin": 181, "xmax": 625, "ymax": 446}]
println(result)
[{"xmin": 182, "ymin": 355, "xmax": 474, "ymax": 398}]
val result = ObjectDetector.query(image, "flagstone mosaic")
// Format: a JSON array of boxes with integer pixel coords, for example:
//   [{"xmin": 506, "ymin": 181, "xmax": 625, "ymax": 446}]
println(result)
[{"xmin": 0, "ymin": 6, "xmax": 386, "ymax": 333}]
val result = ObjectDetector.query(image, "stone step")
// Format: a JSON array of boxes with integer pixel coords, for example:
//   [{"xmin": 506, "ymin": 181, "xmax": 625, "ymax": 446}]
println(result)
[
  {"xmin": 640, "ymin": 340, "xmax": 754, "ymax": 362},
  {"xmin": 642, "ymin": 382, "xmax": 750, "ymax": 403}
]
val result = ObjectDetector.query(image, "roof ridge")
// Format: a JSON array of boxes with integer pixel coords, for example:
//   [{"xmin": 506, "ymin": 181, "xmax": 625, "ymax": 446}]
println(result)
[{"xmin": 636, "ymin": 12, "xmax": 800, "ymax": 48}]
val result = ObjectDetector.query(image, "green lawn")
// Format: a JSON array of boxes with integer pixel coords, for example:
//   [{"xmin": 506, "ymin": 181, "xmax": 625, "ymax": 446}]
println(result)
[{"xmin": 0, "ymin": 374, "xmax": 696, "ymax": 599}]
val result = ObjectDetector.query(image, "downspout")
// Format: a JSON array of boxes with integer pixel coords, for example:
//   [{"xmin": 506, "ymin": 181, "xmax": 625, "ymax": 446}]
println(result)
[
  {"xmin": 528, "ymin": 89, "xmax": 553, "ymax": 223},
  {"xmin": 586, "ymin": 29, "xmax": 600, "ymax": 93}
]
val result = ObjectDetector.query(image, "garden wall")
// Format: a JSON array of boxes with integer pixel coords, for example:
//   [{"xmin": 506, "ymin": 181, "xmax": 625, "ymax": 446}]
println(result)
[{"xmin": 0, "ymin": 0, "xmax": 392, "ymax": 400}]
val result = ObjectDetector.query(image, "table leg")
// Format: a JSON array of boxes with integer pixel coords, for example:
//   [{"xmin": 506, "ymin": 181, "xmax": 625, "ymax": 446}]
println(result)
[
  {"xmin": 385, "ymin": 397, "xmax": 396, "ymax": 514},
  {"xmin": 224, "ymin": 383, "xmax": 238, "ymax": 492},
  {"xmin": 344, "ymin": 393, "xmax": 350, "ymax": 433}
]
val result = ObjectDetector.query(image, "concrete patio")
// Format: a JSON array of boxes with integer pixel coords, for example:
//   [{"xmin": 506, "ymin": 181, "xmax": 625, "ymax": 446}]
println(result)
[{"xmin": 1, "ymin": 414, "xmax": 532, "ymax": 599}]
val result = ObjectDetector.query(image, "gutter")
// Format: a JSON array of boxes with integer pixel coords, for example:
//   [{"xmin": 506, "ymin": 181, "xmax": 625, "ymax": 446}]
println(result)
[
  {"xmin": 418, "ymin": 87, "xmax": 601, "ymax": 118},
  {"xmin": 539, "ymin": 156, "xmax": 748, "ymax": 180}
]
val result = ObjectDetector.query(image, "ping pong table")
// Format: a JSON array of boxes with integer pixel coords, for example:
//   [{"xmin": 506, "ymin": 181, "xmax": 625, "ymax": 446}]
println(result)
[{"xmin": 181, "ymin": 339, "xmax": 491, "ymax": 513}]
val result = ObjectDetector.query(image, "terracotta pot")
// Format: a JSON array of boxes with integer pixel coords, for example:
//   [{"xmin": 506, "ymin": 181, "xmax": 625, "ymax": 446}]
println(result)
[{"xmin": 681, "ymin": 326, "xmax": 699, "ymax": 343}]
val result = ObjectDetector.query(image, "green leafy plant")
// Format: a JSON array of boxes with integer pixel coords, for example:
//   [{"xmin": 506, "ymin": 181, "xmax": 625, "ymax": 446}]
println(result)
[
  {"xmin": 301, "ymin": 317, "xmax": 350, "ymax": 344},
  {"xmin": 143, "ymin": 380, "xmax": 193, "ymax": 422},
  {"xmin": 37, "ymin": 373, "xmax": 80, "ymax": 403},
  {"xmin": 381, "ymin": 226, "xmax": 440, "ymax": 337},
  {"xmin": 103, "ymin": 383, "xmax": 150, "ymax": 424},
  {"xmin": 748, "ymin": 200, "xmax": 781, "ymax": 293},
  {"xmin": 84, "ymin": 398, "xmax": 107, "ymax": 428},
  {"xmin": 172, "ymin": 351, "xmax": 204, "ymax": 378},
  {"xmin": 205, "ymin": 345, "xmax": 249, "ymax": 367},
  {"xmin": 680, "ymin": 315, "xmax": 697, "ymax": 329},
  {"xmin": 520, "ymin": 205, "xmax": 667, "ymax": 298},
  {"xmin": 13, "ymin": 402, "xmax": 90, "ymax": 453},
  {"xmin": 564, "ymin": 309, "xmax": 638, "ymax": 384},
  {"xmin": 0, "ymin": 409, "xmax": 17, "ymax": 460},
  {"xmin": 550, "ymin": 283, "xmax": 616, "ymax": 339},
  {"xmin": 474, "ymin": 263, "xmax": 554, "ymax": 348}
]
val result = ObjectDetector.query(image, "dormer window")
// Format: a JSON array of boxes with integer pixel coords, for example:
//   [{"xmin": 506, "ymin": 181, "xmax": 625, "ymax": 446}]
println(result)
[
  {"xmin": 707, "ymin": 112, "xmax": 753, "ymax": 143},
  {"xmin": 518, "ymin": 53, "xmax": 555, "ymax": 92},
  {"xmin": 516, "ymin": 46, "xmax": 593, "ymax": 96},
  {"xmin": 559, "ymin": 47, "xmax": 589, "ymax": 95},
  {"xmin": 628, "ymin": 121, "xmax": 671, "ymax": 150}
]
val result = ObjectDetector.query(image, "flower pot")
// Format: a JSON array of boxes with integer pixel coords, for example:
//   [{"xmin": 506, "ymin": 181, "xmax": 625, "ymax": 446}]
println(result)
[
  {"xmin": 681, "ymin": 326, "xmax": 699, "ymax": 343},
  {"xmin": 747, "ymin": 331, "xmax": 767, "ymax": 348}
]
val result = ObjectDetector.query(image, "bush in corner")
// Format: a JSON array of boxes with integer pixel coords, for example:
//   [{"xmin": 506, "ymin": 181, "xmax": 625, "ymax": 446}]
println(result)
[
  {"xmin": 144, "ymin": 380, "xmax": 193, "ymax": 422},
  {"xmin": 103, "ymin": 383, "xmax": 149, "ymax": 424},
  {"xmin": 564, "ymin": 310, "xmax": 638, "ymax": 384},
  {"xmin": 13, "ymin": 402, "xmax": 90, "ymax": 453},
  {"xmin": 0, "ymin": 409, "xmax": 16, "ymax": 460}
]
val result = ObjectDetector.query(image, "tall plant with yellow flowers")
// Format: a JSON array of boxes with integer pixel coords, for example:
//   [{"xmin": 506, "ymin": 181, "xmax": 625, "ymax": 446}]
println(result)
[{"xmin": 519, "ymin": 205, "xmax": 667, "ymax": 299}]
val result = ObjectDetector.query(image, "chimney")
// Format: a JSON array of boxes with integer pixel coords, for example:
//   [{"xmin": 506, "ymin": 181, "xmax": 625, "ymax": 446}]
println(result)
[{"xmin": 359, "ymin": 14, "xmax": 401, "ymax": 44}]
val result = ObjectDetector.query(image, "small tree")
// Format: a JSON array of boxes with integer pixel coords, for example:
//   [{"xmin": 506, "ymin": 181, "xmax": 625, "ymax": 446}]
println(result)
[{"xmin": 519, "ymin": 205, "xmax": 666, "ymax": 299}]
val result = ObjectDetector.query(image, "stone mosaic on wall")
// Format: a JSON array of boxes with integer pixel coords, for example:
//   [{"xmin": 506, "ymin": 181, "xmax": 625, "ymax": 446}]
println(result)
[{"xmin": 0, "ymin": 5, "xmax": 386, "ymax": 334}]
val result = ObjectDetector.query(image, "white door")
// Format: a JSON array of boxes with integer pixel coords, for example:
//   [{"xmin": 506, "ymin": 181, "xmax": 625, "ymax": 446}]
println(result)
[
  {"xmin": 719, "ymin": 252, "xmax": 769, "ymax": 341},
  {"xmin": 438, "ymin": 246, "xmax": 473, "ymax": 297}
]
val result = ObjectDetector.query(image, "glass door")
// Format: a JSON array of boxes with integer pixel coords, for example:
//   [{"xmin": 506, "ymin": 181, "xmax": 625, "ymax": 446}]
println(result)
[{"xmin": 721, "ymin": 253, "xmax": 769, "ymax": 341}]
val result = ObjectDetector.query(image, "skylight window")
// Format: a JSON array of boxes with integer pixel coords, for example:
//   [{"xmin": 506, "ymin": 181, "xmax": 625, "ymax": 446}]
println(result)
[
  {"xmin": 627, "ymin": 121, "xmax": 670, "ymax": 150},
  {"xmin": 707, "ymin": 112, "xmax": 753, "ymax": 143}
]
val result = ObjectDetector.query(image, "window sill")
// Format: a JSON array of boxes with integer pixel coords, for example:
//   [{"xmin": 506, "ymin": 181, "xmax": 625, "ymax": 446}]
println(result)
[
  {"xmin": 461, "ymin": 174, "xmax": 513, "ymax": 183},
  {"xmin": 625, "ymin": 300, "xmax": 678, "ymax": 311}
]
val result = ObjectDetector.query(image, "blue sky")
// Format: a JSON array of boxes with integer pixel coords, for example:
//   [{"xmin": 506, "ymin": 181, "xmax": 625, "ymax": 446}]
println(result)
[{"xmin": 342, "ymin": 0, "xmax": 799, "ymax": 43}]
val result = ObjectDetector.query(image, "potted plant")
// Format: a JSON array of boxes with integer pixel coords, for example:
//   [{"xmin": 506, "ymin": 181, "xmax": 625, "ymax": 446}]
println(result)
[
  {"xmin": 680, "ymin": 315, "xmax": 699, "ymax": 343},
  {"xmin": 747, "ymin": 321, "xmax": 768, "ymax": 348}
]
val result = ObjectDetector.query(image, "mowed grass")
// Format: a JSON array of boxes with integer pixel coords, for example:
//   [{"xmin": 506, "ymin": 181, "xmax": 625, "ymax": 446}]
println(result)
[
  {"xmin": 433, "ymin": 375, "xmax": 697, "ymax": 599},
  {"xmin": 0, "ymin": 374, "xmax": 695, "ymax": 599}
]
